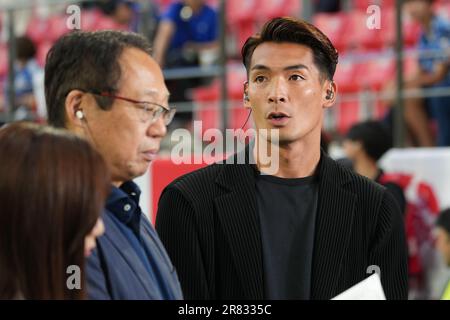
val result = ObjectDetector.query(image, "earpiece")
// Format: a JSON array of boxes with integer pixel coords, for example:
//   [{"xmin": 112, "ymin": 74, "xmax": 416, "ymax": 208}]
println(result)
[
  {"xmin": 75, "ymin": 110, "xmax": 84, "ymax": 120},
  {"xmin": 243, "ymin": 92, "xmax": 249, "ymax": 102},
  {"xmin": 326, "ymin": 90, "xmax": 334, "ymax": 100}
]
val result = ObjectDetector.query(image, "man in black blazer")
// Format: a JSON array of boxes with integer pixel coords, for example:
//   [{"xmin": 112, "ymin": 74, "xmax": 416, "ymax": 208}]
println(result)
[{"xmin": 156, "ymin": 17, "xmax": 408, "ymax": 300}]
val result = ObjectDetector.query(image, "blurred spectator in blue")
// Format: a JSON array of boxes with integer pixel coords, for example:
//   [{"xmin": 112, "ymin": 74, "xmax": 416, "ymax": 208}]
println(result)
[
  {"xmin": 153, "ymin": 0, "xmax": 218, "ymax": 125},
  {"xmin": 343, "ymin": 120, "xmax": 406, "ymax": 215},
  {"xmin": 5, "ymin": 36, "xmax": 44, "ymax": 121},
  {"xmin": 435, "ymin": 208, "xmax": 450, "ymax": 300},
  {"xmin": 404, "ymin": 0, "xmax": 450, "ymax": 146}
]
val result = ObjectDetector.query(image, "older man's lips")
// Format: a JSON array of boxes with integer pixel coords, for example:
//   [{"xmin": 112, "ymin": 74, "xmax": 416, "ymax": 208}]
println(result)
[{"xmin": 142, "ymin": 150, "xmax": 158, "ymax": 161}]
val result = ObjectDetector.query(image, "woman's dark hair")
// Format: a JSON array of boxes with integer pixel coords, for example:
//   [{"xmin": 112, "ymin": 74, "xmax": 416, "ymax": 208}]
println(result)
[
  {"xmin": 45, "ymin": 30, "xmax": 152, "ymax": 128},
  {"xmin": 241, "ymin": 17, "xmax": 339, "ymax": 81},
  {"xmin": 346, "ymin": 120, "xmax": 393, "ymax": 161},
  {"xmin": 0, "ymin": 122, "xmax": 110, "ymax": 299}
]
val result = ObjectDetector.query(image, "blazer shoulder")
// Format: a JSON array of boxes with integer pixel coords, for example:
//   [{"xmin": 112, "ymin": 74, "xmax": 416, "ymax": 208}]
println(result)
[
  {"xmin": 163, "ymin": 162, "xmax": 225, "ymax": 200},
  {"xmin": 331, "ymin": 157, "xmax": 386, "ymax": 194}
]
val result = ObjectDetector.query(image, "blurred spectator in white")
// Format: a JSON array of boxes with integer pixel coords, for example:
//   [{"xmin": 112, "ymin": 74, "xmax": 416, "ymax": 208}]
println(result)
[
  {"xmin": 403, "ymin": 0, "xmax": 450, "ymax": 146},
  {"xmin": 435, "ymin": 208, "xmax": 450, "ymax": 300}
]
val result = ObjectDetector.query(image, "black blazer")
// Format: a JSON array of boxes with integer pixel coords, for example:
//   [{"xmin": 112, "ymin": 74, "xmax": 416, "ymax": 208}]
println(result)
[{"xmin": 156, "ymin": 149, "xmax": 408, "ymax": 300}]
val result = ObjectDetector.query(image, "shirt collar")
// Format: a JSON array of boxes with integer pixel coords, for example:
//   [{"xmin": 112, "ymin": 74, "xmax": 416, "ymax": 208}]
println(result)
[{"xmin": 106, "ymin": 181, "xmax": 142, "ymax": 236}]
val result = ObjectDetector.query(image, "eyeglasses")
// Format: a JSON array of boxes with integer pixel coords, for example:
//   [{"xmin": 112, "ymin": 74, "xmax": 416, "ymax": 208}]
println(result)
[{"xmin": 87, "ymin": 90, "xmax": 176, "ymax": 125}]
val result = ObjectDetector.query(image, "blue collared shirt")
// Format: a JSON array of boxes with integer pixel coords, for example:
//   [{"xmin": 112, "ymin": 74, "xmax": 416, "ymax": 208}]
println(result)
[{"xmin": 105, "ymin": 181, "xmax": 182, "ymax": 299}]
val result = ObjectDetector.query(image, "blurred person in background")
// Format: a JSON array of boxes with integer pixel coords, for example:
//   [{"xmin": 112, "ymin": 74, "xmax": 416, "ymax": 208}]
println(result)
[
  {"xmin": 314, "ymin": 0, "xmax": 341, "ymax": 13},
  {"xmin": 403, "ymin": 0, "xmax": 450, "ymax": 146},
  {"xmin": 434, "ymin": 208, "xmax": 450, "ymax": 300},
  {"xmin": 0, "ymin": 122, "xmax": 109, "ymax": 299},
  {"xmin": 101, "ymin": 0, "xmax": 135, "ymax": 29},
  {"xmin": 45, "ymin": 30, "xmax": 181, "ymax": 300},
  {"xmin": 343, "ymin": 120, "xmax": 406, "ymax": 215},
  {"xmin": 4, "ymin": 36, "xmax": 44, "ymax": 121},
  {"xmin": 153, "ymin": 0, "xmax": 218, "ymax": 127}
]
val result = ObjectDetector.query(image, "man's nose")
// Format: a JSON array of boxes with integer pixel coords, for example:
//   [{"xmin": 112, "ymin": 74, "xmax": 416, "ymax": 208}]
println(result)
[
  {"xmin": 148, "ymin": 116, "xmax": 167, "ymax": 138},
  {"xmin": 268, "ymin": 77, "xmax": 288, "ymax": 103}
]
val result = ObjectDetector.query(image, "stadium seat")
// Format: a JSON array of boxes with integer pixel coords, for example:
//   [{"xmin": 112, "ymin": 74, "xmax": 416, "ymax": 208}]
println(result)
[
  {"xmin": 333, "ymin": 58, "xmax": 358, "ymax": 93},
  {"xmin": 0, "ymin": 45, "xmax": 7, "ymax": 78},
  {"xmin": 26, "ymin": 16, "xmax": 50, "ymax": 44},
  {"xmin": 36, "ymin": 41, "xmax": 53, "ymax": 67},
  {"xmin": 192, "ymin": 64, "xmax": 250, "ymax": 136},
  {"xmin": 151, "ymin": 159, "xmax": 207, "ymax": 224},
  {"xmin": 346, "ymin": 10, "xmax": 388, "ymax": 50},
  {"xmin": 48, "ymin": 15, "xmax": 70, "ymax": 42},
  {"xmin": 353, "ymin": 54, "xmax": 396, "ymax": 91},
  {"xmin": 255, "ymin": 0, "xmax": 301, "ymax": 21},
  {"xmin": 80, "ymin": 9, "xmax": 103, "ymax": 31},
  {"xmin": 336, "ymin": 100, "xmax": 361, "ymax": 135},
  {"xmin": 226, "ymin": 0, "xmax": 258, "ymax": 51},
  {"xmin": 313, "ymin": 12, "xmax": 349, "ymax": 53}
]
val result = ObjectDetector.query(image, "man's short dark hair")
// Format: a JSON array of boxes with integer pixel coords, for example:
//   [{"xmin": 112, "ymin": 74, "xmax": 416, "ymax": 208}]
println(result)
[
  {"xmin": 45, "ymin": 30, "xmax": 152, "ymax": 128},
  {"xmin": 346, "ymin": 120, "xmax": 393, "ymax": 161},
  {"xmin": 436, "ymin": 208, "xmax": 450, "ymax": 234},
  {"xmin": 241, "ymin": 17, "xmax": 339, "ymax": 81}
]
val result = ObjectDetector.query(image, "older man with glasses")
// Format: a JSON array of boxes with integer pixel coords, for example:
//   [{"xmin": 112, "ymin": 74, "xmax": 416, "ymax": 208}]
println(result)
[{"xmin": 44, "ymin": 30, "xmax": 181, "ymax": 300}]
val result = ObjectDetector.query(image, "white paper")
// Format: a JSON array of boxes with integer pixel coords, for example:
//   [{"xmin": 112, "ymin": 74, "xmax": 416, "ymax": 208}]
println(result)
[{"xmin": 331, "ymin": 273, "xmax": 386, "ymax": 300}]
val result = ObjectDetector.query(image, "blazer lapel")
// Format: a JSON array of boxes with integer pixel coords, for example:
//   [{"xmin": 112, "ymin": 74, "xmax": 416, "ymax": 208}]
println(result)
[
  {"xmin": 102, "ymin": 211, "xmax": 158, "ymax": 299},
  {"xmin": 310, "ymin": 154, "xmax": 357, "ymax": 299},
  {"xmin": 214, "ymin": 156, "xmax": 264, "ymax": 299}
]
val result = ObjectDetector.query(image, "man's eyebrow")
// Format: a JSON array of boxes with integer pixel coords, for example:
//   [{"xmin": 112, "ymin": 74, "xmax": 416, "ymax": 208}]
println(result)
[
  {"xmin": 250, "ymin": 64, "xmax": 310, "ymax": 71},
  {"xmin": 144, "ymin": 89, "xmax": 170, "ymax": 99},
  {"xmin": 284, "ymin": 64, "xmax": 310, "ymax": 71}
]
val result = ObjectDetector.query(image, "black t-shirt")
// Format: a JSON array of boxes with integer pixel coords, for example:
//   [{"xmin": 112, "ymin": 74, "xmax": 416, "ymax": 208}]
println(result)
[{"xmin": 255, "ymin": 172, "xmax": 319, "ymax": 299}]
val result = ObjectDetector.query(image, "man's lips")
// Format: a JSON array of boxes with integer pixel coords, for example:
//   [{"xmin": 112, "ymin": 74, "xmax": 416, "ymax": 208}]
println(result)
[
  {"xmin": 266, "ymin": 111, "xmax": 291, "ymax": 126},
  {"xmin": 142, "ymin": 150, "xmax": 159, "ymax": 161}
]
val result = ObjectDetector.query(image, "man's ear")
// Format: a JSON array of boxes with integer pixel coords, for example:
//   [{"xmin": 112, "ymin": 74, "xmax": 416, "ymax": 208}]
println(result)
[
  {"xmin": 243, "ymin": 81, "xmax": 251, "ymax": 110},
  {"xmin": 323, "ymin": 80, "xmax": 337, "ymax": 109},
  {"xmin": 65, "ymin": 90, "xmax": 85, "ymax": 129}
]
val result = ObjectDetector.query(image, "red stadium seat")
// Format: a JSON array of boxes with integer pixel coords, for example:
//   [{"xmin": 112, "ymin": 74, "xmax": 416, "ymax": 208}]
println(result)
[
  {"xmin": 226, "ymin": 0, "xmax": 258, "ymax": 51},
  {"xmin": 255, "ymin": 0, "xmax": 301, "ymax": 21},
  {"xmin": 26, "ymin": 16, "xmax": 50, "ymax": 44},
  {"xmin": 336, "ymin": 100, "xmax": 361, "ymax": 135},
  {"xmin": 434, "ymin": 1, "xmax": 450, "ymax": 19},
  {"xmin": 352, "ymin": 0, "xmax": 375, "ymax": 11},
  {"xmin": 192, "ymin": 64, "xmax": 250, "ymax": 136},
  {"xmin": 401, "ymin": 14, "xmax": 422, "ymax": 48},
  {"xmin": 80, "ymin": 9, "xmax": 103, "ymax": 31},
  {"xmin": 151, "ymin": 159, "xmax": 207, "ymax": 224},
  {"xmin": 313, "ymin": 12, "xmax": 349, "ymax": 53},
  {"xmin": 36, "ymin": 41, "xmax": 53, "ymax": 67},
  {"xmin": 48, "ymin": 15, "xmax": 71, "ymax": 42},
  {"xmin": 227, "ymin": 0, "xmax": 257, "ymax": 24},
  {"xmin": 333, "ymin": 59, "xmax": 358, "ymax": 93},
  {"xmin": 353, "ymin": 55, "xmax": 396, "ymax": 91},
  {"xmin": 0, "ymin": 45, "xmax": 8, "ymax": 78},
  {"xmin": 346, "ymin": 9, "xmax": 394, "ymax": 50}
]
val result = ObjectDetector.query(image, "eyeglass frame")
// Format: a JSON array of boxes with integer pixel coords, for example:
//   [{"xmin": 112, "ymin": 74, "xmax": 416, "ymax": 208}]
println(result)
[{"xmin": 82, "ymin": 90, "xmax": 176, "ymax": 125}]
